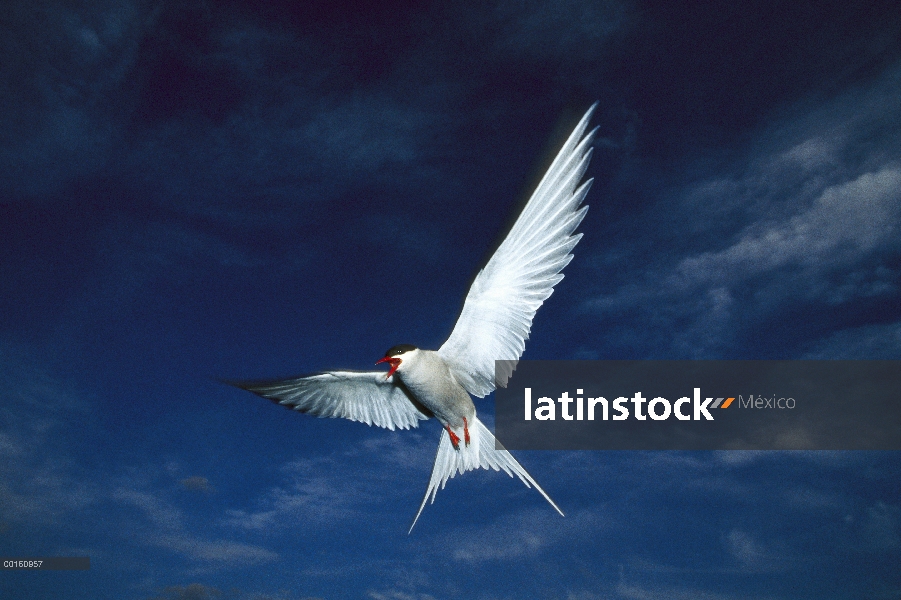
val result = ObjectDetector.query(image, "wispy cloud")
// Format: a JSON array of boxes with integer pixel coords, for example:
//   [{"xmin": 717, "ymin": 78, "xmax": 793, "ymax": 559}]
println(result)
[
  {"xmin": 112, "ymin": 484, "xmax": 279, "ymax": 566},
  {"xmin": 862, "ymin": 502, "xmax": 901, "ymax": 550},
  {"xmin": 448, "ymin": 508, "xmax": 610, "ymax": 563},
  {"xmin": 613, "ymin": 582, "xmax": 776, "ymax": 600},
  {"xmin": 224, "ymin": 433, "xmax": 432, "ymax": 532},
  {"xmin": 181, "ymin": 476, "xmax": 215, "ymax": 493},
  {"xmin": 0, "ymin": 339, "xmax": 279, "ymax": 572},
  {"xmin": 121, "ymin": 92, "xmax": 451, "ymax": 225},
  {"xmin": 147, "ymin": 583, "xmax": 223, "ymax": 600},
  {"xmin": 675, "ymin": 167, "xmax": 901, "ymax": 290},
  {"xmin": 153, "ymin": 535, "xmax": 278, "ymax": 565},
  {"xmin": 584, "ymin": 62, "xmax": 901, "ymax": 358},
  {"xmin": 0, "ymin": 342, "xmax": 100, "ymax": 526},
  {"xmin": 113, "ymin": 487, "xmax": 185, "ymax": 530},
  {"xmin": 475, "ymin": 0, "xmax": 627, "ymax": 61},
  {"xmin": 367, "ymin": 591, "xmax": 439, "ymax": 600},
  {"xmin": 133, "ymin": 222, "xmax": 264, "ymax": 269},
  {"xmin": 724, "ymin": 529, "xmax": 792, "ymax": 573},
  {"xmin": 145, "ymin": 582, "xmax": 325, "ymax": 600},
  {"xmin": 802, "ymin": 320, "xmax": 901, "ymax": 358}
]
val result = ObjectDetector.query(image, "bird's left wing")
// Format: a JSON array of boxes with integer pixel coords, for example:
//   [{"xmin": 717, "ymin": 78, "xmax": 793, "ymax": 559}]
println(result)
[
  {"xmin": 229, "ymin": 371, "xmax": 430, "ymax": 430},
  {"xmin": 438, "ymin": 104, "xmax": 597, "ymax": 397}
]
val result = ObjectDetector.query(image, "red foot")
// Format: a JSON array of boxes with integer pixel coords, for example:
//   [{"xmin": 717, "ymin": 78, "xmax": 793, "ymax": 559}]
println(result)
[
  {"xmin": 463, "ymin": 417, "xmax": 470, "ymax": 447},
  {"xmin": 445, "ymin": 425, "xmax": 461, "ymax": 450}
]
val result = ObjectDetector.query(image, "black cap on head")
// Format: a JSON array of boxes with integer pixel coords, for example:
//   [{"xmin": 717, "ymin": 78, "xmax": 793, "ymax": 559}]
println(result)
[{"xmin": 384, "ymin": 344, "xmax": 417, "ymax": 357}]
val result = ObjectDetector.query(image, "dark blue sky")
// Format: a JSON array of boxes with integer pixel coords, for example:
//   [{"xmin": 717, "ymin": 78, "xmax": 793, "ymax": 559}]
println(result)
[{"xmin": 2, "ymin": 1, "xmax": 901, "ymax": 599}]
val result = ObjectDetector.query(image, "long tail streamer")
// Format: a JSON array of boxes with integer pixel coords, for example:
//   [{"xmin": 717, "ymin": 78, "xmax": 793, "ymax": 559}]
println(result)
[{"xmin": 409, "ymin": 417, "xmax": 563, "ymax": 533}]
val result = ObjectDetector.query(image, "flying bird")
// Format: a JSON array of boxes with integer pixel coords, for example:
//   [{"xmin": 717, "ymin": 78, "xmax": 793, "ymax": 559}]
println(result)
[{"xmin": 231, "ymin": 104, "xmax": 597, "ymax": 532}]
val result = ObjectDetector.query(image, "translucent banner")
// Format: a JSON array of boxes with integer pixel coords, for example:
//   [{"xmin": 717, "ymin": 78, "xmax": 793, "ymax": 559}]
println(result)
[{"xmin": 494, "ymin": 361, "xmax": 901, "ymax": 450}]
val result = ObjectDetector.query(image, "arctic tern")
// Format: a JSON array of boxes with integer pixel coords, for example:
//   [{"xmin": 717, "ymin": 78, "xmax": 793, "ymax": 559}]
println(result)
[{"xmin": 231, "ymin": 104, "xmax": 597, "ymax": 532}]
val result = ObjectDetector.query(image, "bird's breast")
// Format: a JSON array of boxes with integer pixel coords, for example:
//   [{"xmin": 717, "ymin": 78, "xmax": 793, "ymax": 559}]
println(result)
[{"xmin": 398, "ymin": 353, "xmax": 475, "ymax": 427}]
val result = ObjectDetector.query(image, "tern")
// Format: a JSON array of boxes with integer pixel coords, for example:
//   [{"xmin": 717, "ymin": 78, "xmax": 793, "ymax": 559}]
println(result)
[{"xmin": 231, "ymin": 104, "xmax": 596, "ymax": 532}]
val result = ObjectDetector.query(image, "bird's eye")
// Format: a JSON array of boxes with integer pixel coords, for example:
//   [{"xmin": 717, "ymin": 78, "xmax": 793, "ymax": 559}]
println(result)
[{"xmin": 384, "ymin": 344, "xmax": 416, "ymax": 357}]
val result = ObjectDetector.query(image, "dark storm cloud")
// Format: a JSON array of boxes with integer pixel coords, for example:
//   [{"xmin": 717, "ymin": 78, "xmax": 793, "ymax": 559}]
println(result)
[
  {"xmin": 0, "ymin": 0, "xmax": 153, "ymax": 197},
  {"xmin": 121, "ymin": 93, "xmax": 451, "ymax": 224},
  {"xmin": 1, "ymin": 0, "xmax": 628, "ymax": 345},
  {"xmin": 1, "ymin": 0, "xmax": 624, "ymax": 211},
  {"xmin": 0, "ymin": 1, "xmax": 414, "ymax": 206},
  {"xmin": 423, "ymin": 0, "xmax": 626, "ymax": 68},
  {"xmin": 112, "ymin": 0, "xmax": 623, "ymax": 228}
]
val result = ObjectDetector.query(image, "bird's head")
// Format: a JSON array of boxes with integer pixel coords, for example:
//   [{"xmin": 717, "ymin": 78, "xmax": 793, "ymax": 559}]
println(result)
[{"xmin": 375, "ymin": 344, "xmax": 418, "ymax": 379}]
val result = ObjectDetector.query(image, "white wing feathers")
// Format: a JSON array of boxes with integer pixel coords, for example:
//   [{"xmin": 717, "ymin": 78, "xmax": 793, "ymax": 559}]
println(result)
[
  {"xmin": 231, "ymin": 371, "xmax": 430, "ymax": 431},
  {"xmin": 438, "ymin": 104, "xmax": 597, "ymax": 397},
  {"xmin": 409, "ymin": 416, "xmax": 563, "ymax": 533}
]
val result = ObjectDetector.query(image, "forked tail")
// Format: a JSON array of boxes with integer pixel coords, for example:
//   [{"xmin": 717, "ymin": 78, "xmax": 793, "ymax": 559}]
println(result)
[{"xmin": 408, "ymin": 416, "xmax": 563, "ymax": 533}]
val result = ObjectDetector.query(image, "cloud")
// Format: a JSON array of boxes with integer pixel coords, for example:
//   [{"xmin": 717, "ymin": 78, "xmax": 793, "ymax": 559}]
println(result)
[
  {"xmin": 2, "ymin": 0, "xmax": 624, "ymax": 220},
  {"xmin": 153, "ymin": 535, "xmax": 278, "ymax": 565},
  {"xmin": 148, "ymin": 583, "xmax": 222, "ymax": 600},
  {"xmin": 222, "ymin": 457, "xmax": 359, "ymax": 531},
  {"xmin": 584, "ymin": 61, "xmax": 901, "ymax": 358},
  {"xmin": 802, "ymin": 320, "xmax": 901, "ymax": 358},
  {"xmin": 114, "ymin": 487, "xmax": 185, "ymax": 530},
  {"xmin": 367, "ymin": 592, "xmax": 438, "ymax": 600},
  {"xmin": 612, "ymin": 583, "xmax": 769, "ymax": 600},
  {"xmin": 0, "ymin": 340, "xmax": 281, "ymax": 581},
  {"xmin": 451, "ymin": 509, "xmax": 609, "ymax": 563},
  {"xmin": 485, "ymin": 0, "xmax": 627, "ymax": 60},
  {"xmin": 0, "ymin": 342, "xmax": 100, "ymax": 526},
  {"xmin": 676, "ymin": 168, "xmax": 901, "ymax": 288},
  {"xmin": 120, "ymin": 91, "xmax": 450, "ymax": 226},
  {"xmin": 724, "ymin": 529, "xmax": 790, "ymax": 573},
  {"xmin": 0, "ymin": 1, "xmax": 153, "ymax": 197},
  {"xmin": 862, "ymin": 502, "xmax": 901, "ymax": 550},
  {"xmin": 113, "ymin": 485, "xmax": 278, "ymax": 566},
  {"xmin": 181, "ymin": 476, "xmax": 215, "ymax": 493},
  {"xmin": 134, "ymin": 222, "xmax": 263, "ymax": 269},
  {"xmin": 0, "ymin": 341, "xmax": 281, "ymax": 573},
  {"xmin": 146, "ymin": 583, "xmax": 325, "ymax": 600},
  {"xmin": 224, "ymin": 434, "xmax": 431, "ymax": 532},
  {"xmin": 2, "ymin": 2, "xmax": 450, "ymax": 214}
]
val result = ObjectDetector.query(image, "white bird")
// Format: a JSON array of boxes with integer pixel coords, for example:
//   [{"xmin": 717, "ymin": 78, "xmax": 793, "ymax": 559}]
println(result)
[{"xmin": 232, "ymin": 104, "xmax": 597, "ymax": 532}]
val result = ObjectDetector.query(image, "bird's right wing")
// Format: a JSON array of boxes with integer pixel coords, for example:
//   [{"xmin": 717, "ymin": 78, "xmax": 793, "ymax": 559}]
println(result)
[
  {"xmin": 438, "ymin": 104, "xmax": 597, "ymax": 397},
  {"xmin": 228, "ymin": 371, "xmax": 431, "ymax": 431}
]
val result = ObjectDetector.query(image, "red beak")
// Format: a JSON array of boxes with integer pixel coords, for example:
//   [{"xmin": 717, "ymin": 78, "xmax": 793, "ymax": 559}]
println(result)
[{"xmin": 375, "ymin": 356, "xmax": 401, "ymax": 379}]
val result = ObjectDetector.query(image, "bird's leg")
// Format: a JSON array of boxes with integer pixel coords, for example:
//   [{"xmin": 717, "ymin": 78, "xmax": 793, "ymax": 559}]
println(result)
[
  {"xmin": 445, "ymin": 425, "xmax": 461, "ymax": 451},
  {"xmin": 463, "ymin": 417, "xmax": 470, "ymax": 447}
]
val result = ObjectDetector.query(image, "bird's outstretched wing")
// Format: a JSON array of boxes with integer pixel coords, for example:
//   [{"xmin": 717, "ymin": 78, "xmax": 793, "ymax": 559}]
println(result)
[
  {"xmin": 228, "ymin": 371, "xmax": 431, "ymax": 431},
  {"xmin": 438, "ymin": 104, "xmax": 597, "ymax": 397}
]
